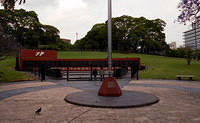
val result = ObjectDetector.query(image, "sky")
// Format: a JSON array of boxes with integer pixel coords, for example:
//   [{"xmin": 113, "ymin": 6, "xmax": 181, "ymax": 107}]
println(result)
[{"xmin": 1, "ymin": 0, "xmax": 192, "ymax": 46}]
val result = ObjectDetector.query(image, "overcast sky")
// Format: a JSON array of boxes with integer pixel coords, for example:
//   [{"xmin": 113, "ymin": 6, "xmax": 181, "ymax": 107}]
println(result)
[{"xmin": 1, "ymin": 0, "xmax": 191, "ymax": 46}]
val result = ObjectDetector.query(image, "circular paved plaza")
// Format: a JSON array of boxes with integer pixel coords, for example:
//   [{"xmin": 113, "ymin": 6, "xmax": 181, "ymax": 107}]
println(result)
[{"xmin": 0, "ymin": 77, "xmax": 200, "ymax": 123}]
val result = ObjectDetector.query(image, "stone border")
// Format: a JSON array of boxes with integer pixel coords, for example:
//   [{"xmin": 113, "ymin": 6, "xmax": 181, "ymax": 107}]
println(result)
[{"xmin": 65, "ymin": 90, "xmax": 159, "ymax": 108}]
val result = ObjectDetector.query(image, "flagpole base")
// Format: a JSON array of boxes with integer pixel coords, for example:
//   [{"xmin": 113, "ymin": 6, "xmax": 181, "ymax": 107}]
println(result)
[{"xmin": 98, "ymin": 77, "xmax": 122, "ymax": 97}]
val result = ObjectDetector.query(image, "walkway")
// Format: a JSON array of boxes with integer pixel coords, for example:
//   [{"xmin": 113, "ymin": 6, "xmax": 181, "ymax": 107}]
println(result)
[{"xmin": 0, "ymin": 75, "xmax": 200, "ymax": 122}]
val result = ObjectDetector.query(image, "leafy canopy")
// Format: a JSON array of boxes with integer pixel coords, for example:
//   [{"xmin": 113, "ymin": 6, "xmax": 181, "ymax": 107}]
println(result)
[
  {"xmin": 74, "ymin": 15, "xmax": 168, "ymax": 55},
  {"xmin": 0, "ymin": 0, "xmax": 26, "ymax": 10},
  {"xmin": 177, "ymin": 0, "xmax": 200, "ymax": 24},
  {"xmin": 0, "ymin": 9, "xmax": 71, "ymax": 50}
]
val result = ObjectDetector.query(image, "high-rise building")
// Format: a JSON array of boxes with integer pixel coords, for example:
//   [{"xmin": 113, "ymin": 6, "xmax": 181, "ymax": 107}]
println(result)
[{"xmin": 183, "ymin": 16, "xmax": 200, "ymax": 50}]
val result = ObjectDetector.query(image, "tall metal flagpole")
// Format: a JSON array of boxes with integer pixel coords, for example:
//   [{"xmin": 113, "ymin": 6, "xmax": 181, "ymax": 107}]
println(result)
[
  {"xmin": 108, "ymin": 0, "xmax": 112, "ymax": 77},
  {"xmin": 98, "ymin": 0, "xmax": 121, "ymax": 97}
]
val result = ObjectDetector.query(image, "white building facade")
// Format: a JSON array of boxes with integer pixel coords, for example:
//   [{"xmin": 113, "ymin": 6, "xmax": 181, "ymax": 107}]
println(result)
[
  {"xmin": 183, "ymin": 16, "xmax": 200, "ymax": 50},
  {"xmin": 168, "ymin": 42, "xmax": 176, "ymax": 49}
]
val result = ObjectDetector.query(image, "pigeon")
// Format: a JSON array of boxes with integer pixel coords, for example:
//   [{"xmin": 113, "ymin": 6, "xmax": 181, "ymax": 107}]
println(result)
[{"xmin": 35, "ymin": 107, "xmax": 42, "ymax": 114}]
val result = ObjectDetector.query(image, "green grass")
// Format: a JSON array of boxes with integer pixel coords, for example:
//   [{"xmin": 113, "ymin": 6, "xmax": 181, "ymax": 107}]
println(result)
[
  {"xmin": 138, "ymin": 55, "xmax": 200, "ymax": 80},
  {"xmin": 1, "ymin": 51, "xmax": 200, "ymax": 82},
  {"xmin": 59, "ymin": 51, "xmax": 200, "ymax": 81},
  {"xmin": 0, "ymin": 57, "xmax": 33, "ymax": 82},
  {"xmin": 58, "ymin": 51, "xmax": 108, "ymax": 59}
]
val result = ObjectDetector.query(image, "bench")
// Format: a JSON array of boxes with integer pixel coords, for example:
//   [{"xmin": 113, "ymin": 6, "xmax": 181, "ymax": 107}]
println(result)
[{"xmin": 176, "ymin": 75, "xmax": 194, "ymax": 80}]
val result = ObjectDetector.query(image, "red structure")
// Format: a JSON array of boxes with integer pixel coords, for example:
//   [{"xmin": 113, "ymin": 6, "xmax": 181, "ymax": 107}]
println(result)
[
  {"xmin": 98, "ymin": 77, "xmax": 122, "ymax": 96},
  {"xmin": 19, "ymin": 49, "xmax": 57, "ymax": 70},
  {"xmin": 19, "ymin": 49, "xmax": 142, "ymax": 97},
  {"xmin": 19, "ymin": 49, "xmax": 141, "ymax": 81},
  {"xmin": 19, "ymin": 50, "xmax": 141, "ymax": 70}
]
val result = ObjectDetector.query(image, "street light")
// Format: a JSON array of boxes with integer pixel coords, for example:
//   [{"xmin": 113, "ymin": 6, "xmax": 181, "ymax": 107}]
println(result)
[{"xmin": 108, "ymin": 0, "xmax": 112, "ymax": 77}]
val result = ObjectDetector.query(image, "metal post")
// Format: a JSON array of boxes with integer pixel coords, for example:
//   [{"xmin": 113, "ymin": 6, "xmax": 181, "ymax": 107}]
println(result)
[
  {"xmin": 108, "ymin": 0, "xmax": 112, "ymax": 77},
  {"xmin": 67, "ymin": 65, "xmax": 69, "ymax": 81},
  {"xmin": 195, "ymin": 22, "xmax": 198, "ymax": 60},
  {"xmin": 91, "ymin": 66, "xmax": 93, "ymax": 80}
]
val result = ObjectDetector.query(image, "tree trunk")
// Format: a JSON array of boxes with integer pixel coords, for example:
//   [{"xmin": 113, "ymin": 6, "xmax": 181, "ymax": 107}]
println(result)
[{"xmin": 187, "ymin": 59, "xmax": 191, "ymax": 65}]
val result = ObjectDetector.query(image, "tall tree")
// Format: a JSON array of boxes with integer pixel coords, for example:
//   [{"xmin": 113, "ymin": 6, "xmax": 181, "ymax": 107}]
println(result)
[
  {"xmin": 74, "ymin": 15, "xmax": 168, "ymax": 54},
  {"xmin": 0, "ymin": 23, "xmax": 19, "ymax": 54},
  {"xmin": 185, "ymin": 46, "xmax": 193, "ymax": 65},
  {"xmin": 177, "ymin": 0, "xmax": 200, "ymax": 24},
  {"xmin": 0, "ymin": 9, "xmax": 70, "ymax": 50},
  {"xmin": 0, "ymin": 0, "xmax": 26, "ymax": 10},
  {"xmin": 0, "ymin": 9, "xmax": 40, "ymax": 48}
]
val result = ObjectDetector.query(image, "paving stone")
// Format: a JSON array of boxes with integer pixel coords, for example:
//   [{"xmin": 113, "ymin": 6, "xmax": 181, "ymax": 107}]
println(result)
[{"xmin": 0, "ymin": 75, "xmax": 200, "ymax": 122}]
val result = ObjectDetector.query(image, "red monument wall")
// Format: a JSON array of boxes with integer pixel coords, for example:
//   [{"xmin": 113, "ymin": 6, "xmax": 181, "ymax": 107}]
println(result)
[{"xmin": 20, "ymin": 49, "xmax": 57, "ymax": 70}]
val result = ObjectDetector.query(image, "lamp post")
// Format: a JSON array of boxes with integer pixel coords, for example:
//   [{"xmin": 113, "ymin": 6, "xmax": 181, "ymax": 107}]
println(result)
[{"xmin": 108, "ymin": 0, "xmax": 112, "ymax": 77}]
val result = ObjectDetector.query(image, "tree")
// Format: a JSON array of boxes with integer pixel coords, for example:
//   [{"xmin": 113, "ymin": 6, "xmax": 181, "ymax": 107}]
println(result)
[
  {"xmin": 185, "ymin": 46, "xmax": 193, "ymax": 65},
  {"xmin": 0, "ymin": 9, "xmax": 40, "ymax": 48},
  {"xmin": 177, "ymin": 0, "xmax": 200, "ymax": 24},
  {"xmin": 0, "ymin": 9, "xmax": 70, "ymax": 51},
  {"xmin": 193, "ymin": 50, "xmax": 200, "ymax": 60},
  {"xmin": 40, "ymin": 25, "xmax": 60, "ymax": 45},
  {"xmin": 176, "ymin": 47, "xmax": 186, "ymax": 58},
  {"xmin": 74, "ymin": 15, "xmax": 168, "ymax": 55},
  {"xmin": 0, "ymin": 22, "xmax": 19, "ymax": 54},
  {"xmin": 74, "ymin": 23, "xmax": 107, "ymax": 51},
  {"xmin": 0, "ymin": 0, "xmax": 26, "ymax": 10}
]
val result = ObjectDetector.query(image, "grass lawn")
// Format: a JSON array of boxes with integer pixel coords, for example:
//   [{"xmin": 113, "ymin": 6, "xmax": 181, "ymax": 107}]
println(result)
[
  {"xmin": 0, "ymin": 51, "xmax": 200, "ymax": 82},
  {"xmin": 0, "ymin": 57, "xmax": 34, "ymax": 82},
  {"xmin": 58, "ymin": 51, "xmax": 200, "ymax": 81}
]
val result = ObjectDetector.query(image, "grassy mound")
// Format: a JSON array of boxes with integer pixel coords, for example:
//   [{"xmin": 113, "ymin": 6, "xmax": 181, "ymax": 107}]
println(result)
[
  {"xmin": 0, "ymin": 51, "xmax": 200, "ymax": 82},
  {"xmin": 0, "ymin": 57, "xmax": 33, "ymax": 82},
  {"xmin": 59, "ymin": 51, "xmax": 200, "ymax": 81}
]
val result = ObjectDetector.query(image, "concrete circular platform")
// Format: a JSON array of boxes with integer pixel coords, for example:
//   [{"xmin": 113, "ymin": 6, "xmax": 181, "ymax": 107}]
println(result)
[{"xmin": 65, "ymin": 90, "xmax": 159, "ymax": 108}]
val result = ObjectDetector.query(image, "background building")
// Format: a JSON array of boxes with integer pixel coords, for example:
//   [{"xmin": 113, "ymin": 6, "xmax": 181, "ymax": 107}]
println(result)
[
  {"xmin": 61, "ymin": 38, "xmax": 71, "ymax": 44},
  {"xmin": 183, "ymin": 16, "xmax": 200, "ymax": 50},
  {"xmin": 168, "ymin": 42, "xmax": 176, "ymax": 49}
]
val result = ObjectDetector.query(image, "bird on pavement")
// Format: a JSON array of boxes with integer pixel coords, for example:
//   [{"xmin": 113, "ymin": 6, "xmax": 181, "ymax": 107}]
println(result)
[{"xmin": 35, "ymin": 107, "xmax": 42, "ymax": 114}]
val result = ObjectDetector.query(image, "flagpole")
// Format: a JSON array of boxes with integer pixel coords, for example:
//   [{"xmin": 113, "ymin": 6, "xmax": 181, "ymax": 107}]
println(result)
[{"xmin": 108, "ymin": 0, "xmax": 112, "ymax": 77}]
